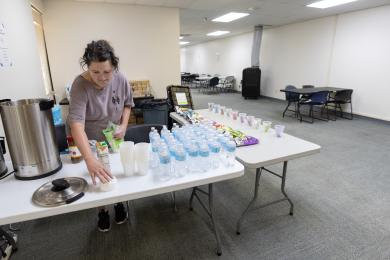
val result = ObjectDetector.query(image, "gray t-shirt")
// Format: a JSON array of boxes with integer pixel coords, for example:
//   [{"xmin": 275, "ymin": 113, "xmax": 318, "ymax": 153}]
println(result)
[{"xmin": 68, "ymin": 71, "xmax": 134, "ymax": 141}]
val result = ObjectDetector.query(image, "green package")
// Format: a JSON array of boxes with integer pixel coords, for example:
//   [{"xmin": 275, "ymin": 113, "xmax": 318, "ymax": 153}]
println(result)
[{"xmin": 102, "ymin": 122, "xmax": 124, "ymax": 153}]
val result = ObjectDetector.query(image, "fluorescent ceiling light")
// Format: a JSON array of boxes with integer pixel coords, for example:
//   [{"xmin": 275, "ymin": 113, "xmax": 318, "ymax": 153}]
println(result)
[
  {"xmin": 212, "ymin": 12, "xmax": 249, "ymax": 23},
  {"xmin": 180, "ymin": 41, "xmax": 189, "ymax": 45},
  {"xmin": 207, "ymin": 31, "xmax": 230, "ymax": 36},
  {"xmin": 179, "ymin": 36, "xmax": 183, "ymax": 40},
  {"xmin": 307, "ymin": 0, "xmax": 358, "ymax": 9}
]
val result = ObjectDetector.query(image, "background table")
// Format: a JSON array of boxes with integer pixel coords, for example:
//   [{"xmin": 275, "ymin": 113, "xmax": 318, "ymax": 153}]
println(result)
[
  {"xmin": 171, "ymin": 109, "xmax": 321, "ymax": 233},
  {"xmin": 280, "ymin": 86, "xmax": 352, "ymax": 95}
]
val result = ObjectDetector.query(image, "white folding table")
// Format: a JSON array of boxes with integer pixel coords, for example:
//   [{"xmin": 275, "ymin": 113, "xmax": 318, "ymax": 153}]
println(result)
[
  {"xmin": 0, "ymin": 153, "xmax": 244, "ymax": 256},
  {"xmin": 171, "ymin": 109, "xmax": 321, "ymax": 234}
]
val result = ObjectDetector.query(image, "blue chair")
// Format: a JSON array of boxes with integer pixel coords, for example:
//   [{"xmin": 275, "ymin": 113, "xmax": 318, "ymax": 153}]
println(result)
[
  {"xmin": 298, "ymin": 91, "xmax": 330, "ymax": 123},
  {"xmin": 301, "ymin": 85, "xmax": 315, "ymax": 101},
  {"xmin": 283, "ymin": 85, "xmax": 300, "ymax": 118}
]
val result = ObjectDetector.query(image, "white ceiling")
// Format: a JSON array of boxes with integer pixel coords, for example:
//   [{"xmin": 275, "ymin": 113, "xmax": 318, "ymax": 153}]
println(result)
[{"xmin": 73, "ymin": 0, "xmax": 390, "ymax": 45}]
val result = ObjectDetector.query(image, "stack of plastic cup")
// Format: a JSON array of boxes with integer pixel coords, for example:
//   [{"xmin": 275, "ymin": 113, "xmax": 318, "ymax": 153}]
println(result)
[
  {"xmin": 120, "ymin": 141, "xmax": 135, "ymax": 176},
  {"xmin": 135, "ymin": 142, "xmax": 149, "ymax": 175}
]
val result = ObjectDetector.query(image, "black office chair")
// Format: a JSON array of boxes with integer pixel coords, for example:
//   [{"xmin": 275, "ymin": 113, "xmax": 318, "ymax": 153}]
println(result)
[
  {"xmin": 207, "ymin": 77, "xmax": 219, "ymax": 94},
  {"xmin": 327, "ymin": 89, "xmax": 353, "ymax": 120},
  {"xmin": 187, "ymin": 74, "xmax": 198, "ymax": 88},
  {"xmin": 283, "ymin": 85, "xmax": 300, "ymax": 118},
  {"xmin": 298, "ymin": 91, "xmax": 330, "ymax": 123},
  {"xmin": 124, "ymin": 124, "xmax": 163, "ymax": 143},
  {"xmin": 124, "ymin": 123, "xmax": 177, "ymax": 211},
  {"xmin": 55, "ymin": 124, "xmax": 68, "ymax": 153}
]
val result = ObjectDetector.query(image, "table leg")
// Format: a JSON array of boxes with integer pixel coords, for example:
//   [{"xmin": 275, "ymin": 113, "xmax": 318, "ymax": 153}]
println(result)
[
  {"xmin": 236, "ymin": 167, "xmax": 262, "ymax": 235},
  {"xmin": 189, "ymin": 187, "xmax": 196, "ymax": 211},
  {"xmin": 281, "ymin": 161, "xmax": 294, "ymax": 215},
  {"xmin": 171, "ymin": 192, "xmax": 178, "ymax": 212},
  {"xmin": 208, "ymin": 184, "xmax": 222, "ymax": 256},
  {"xmin": 236, "ymin": 161, "xmax": 294, "ymax": 234},
  {"xmin": 188, "ymin": 184, "xmax": 222, "ymax": 256}
]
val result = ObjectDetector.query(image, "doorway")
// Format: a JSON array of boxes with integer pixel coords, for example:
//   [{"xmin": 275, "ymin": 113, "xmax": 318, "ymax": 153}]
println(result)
[{"xmin": 31, "ymin": 6, "xmax": 54, "ymax": 99}]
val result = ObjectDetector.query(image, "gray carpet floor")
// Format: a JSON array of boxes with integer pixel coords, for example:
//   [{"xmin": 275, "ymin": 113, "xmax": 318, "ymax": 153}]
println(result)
[{"xmin": 7, "ymin": 92, "xmax": 390, "ymax": 260}]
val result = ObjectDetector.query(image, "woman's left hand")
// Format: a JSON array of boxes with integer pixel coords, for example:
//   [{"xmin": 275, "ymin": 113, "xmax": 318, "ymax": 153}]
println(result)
[{"xmin": 113, "ymin": 124, "xmax": 127, "ymax": 139}]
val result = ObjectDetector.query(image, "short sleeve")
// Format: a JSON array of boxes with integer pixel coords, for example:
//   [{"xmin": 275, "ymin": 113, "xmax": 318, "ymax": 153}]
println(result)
[
  {"xmin": 123, "ymin": 77, "xmax": 135, "ymax": 108},
  {"xmin": 68, "ymin": 78, "xmax": 88, "ymax": 123}
]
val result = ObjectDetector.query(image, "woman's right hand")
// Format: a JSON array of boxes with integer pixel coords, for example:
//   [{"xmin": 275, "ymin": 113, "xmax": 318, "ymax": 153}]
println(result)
[{"xmin": 85, "ymin": 157, "xmax": 113, "ymax": 185}]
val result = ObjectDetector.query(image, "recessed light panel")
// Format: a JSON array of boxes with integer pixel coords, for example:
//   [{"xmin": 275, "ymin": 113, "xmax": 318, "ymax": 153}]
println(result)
[
  {"xmin": 307, "ymin": 0, "xmax": 358, "ymax": 9},
  {"xmin": 207, "ymin": 31, "xmax": 230, "ymax": 36},
  {"xmin": 212, "ymin": 12, "xmax": 249, "ymax": 23}
]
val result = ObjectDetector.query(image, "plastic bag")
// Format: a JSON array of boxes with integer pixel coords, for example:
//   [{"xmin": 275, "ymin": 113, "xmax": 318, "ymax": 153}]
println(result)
[
  {"xmin": 52, "ymin": 105, "xmax": 63, "ymax": 125},
  {"xmin": 102, "ymin": 121, "xmax": 124, "ymax": 153}
]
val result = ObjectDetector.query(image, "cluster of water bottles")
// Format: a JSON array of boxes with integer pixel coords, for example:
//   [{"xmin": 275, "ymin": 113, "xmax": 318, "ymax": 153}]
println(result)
[{"xmin": 148, "ymin": 123, "xmax": 237, "ymax": 181}]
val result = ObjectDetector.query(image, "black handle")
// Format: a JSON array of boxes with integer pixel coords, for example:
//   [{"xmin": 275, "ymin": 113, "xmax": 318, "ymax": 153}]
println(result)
[
  {"xmin": 0, "ymin": 99, "xmax": 11, "ymax": 104},
  {"xmin": 39, "ymin": 99, "xmax": 55, "ymax": 111},
  {"xmin": 51, "ymin": 178, "xmax": 70, "ymax": 192},
  {"xmin": 66, "ymin": 192, "xmax": 84, "ymax": 204},
  {"xmin": 0, "ymin": 137, "xmax": 5, "ymax": 154}
]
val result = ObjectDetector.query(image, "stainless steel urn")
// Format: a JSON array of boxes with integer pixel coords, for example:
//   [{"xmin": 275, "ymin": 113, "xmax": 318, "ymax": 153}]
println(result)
[{"xmin": 0, "ymin": 99, "xmax": 62, "ymax": 180}]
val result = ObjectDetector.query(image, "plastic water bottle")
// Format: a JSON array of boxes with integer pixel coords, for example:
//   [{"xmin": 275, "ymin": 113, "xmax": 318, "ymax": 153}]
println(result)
[
  {"xmin": 208, "ymin": 141, "xmax": 221, "ymax": 169},
  {"xmin": 161, "ymin": 125, "xmax": 170, "ymax": 141},
  {"xmin": 224, "ymin": 141, "xmax": 236, "ymax": 167},
  {"xmin": 149, "ymin": 127, "xmax": 156, "ymax": 141},
  {"xmin": 174, "ymin": 144, "xmax": 187, "ymax": 177},
  {"xmin": 199, "ymin": 143, "xmax": 210, "ymax": 172},
  {"xmin": 149, "ymin": 140, "xmax": 160, "ymax": 169},
  {"xmin": 158, "ymin": 147, "xmax": 172, "ymax": 181},
  {"xmin": 188, "ymin": 144, "xmax": 200, "ymax": 173}
]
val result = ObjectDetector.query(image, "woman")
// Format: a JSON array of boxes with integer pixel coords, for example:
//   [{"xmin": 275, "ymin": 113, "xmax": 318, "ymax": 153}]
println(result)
[{"xmin": 68, "ymin": 40, "xmax": 134, "ymax": 232}]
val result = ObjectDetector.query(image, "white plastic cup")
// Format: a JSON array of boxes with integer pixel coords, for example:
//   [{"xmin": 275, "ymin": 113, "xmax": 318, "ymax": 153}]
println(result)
[
  {"xmin": 263, "ymin": 121, "xmax": 272, "ymax": 133},
  {"xmin": 120, "ymin": 141, "xmax": 135, "ymax": 176},
  {"xmin": 274, "ymin": 125, "xmax": 285, "ymax": 137},
  {"xmin": 226, "ymin": 108, "xmax": 232, "ymax": 117},
  {"xmin": 213, "ymin": 104, "xmax": 220, "ymax": 114},
  {"xmin": 247, "ymin": 115, "xmax": 255, "ymax": 127},
  {"xmin": 254, "ymin": 118, "xmax": 262, "ymax": 129},
  {"xmin": 100, "ymin": 177, "xmax": 117, "ymax": 192},
  {"xmin": 239, "ymin": 113, "xmax": 247, "ymax": 124},
  {"xmin": 208, "ymin": 102, "xmax": 214, "ymax": 111},
  {"xmin": 231, "ymin": 110, "xmax": 238, "ymax": 120},
  {"xmin": 135, "ymin": 142, "xmax": 150, "ymax": 176},
  {"xmin": 220, "ymin": 106, "xmax": 226, "ymax": 116}
]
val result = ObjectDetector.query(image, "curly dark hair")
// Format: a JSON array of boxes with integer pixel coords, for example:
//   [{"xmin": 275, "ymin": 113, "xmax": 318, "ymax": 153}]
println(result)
[{"xmin": 80, "ymin": 40, "xmax": 119, "ymax": 70}]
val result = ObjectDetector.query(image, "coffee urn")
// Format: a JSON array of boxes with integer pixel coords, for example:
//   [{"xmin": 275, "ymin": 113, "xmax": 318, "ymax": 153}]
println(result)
[{"xmin": 0, "ymin": 99, "xmax": 62, "ymax": 180}]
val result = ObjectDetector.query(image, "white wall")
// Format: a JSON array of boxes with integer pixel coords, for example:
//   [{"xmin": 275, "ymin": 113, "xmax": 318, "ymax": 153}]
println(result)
[
  {"xmin": 0, "ymin": 0, "xmax": 46, "ymax": 136},
  {"xmin": 0, "ymin": 0, "xmax": 46, "ymax": 158},
  {"xmin": 260, "ymin": 16, "xmax": 337, "ymax": 98},
  {"xmin": 180, "ymin": 32, "xmax": 253, "ymax": 90},
  {"xmin": 329, "ymin": 6, "xmax": 390, "ymax": 120},
  {"xmin": 181, "ymin": 5, "xmax": 390, "ymax": 121},
  {"xmin": 43, "ymin": 0, "xmax": 181, "ymax": 99}
]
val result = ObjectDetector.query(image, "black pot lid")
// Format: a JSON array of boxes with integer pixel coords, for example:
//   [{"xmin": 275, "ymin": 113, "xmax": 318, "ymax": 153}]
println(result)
[{"xmin": 32, "ymin": 177, "xmax": 88, "ymax": 207}]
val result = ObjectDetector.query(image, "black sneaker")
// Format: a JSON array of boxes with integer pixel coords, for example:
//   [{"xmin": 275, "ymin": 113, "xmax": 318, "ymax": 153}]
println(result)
[
  {"xmin": 98, "ymin": 210, "xmax": 110, "ymax": 232},
  {"xmin": 114, "ymin": 203, "xmax": 128, "ymax": 224}
]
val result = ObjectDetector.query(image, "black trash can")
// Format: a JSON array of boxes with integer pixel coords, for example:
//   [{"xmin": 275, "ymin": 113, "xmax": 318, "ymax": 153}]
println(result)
[{"xmin": 139, "ymin": 99, "xmax": 169, "ymax": 126}]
